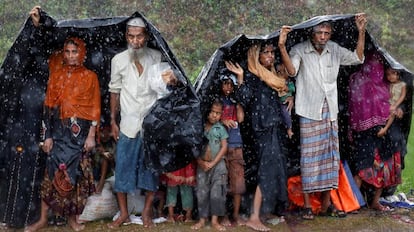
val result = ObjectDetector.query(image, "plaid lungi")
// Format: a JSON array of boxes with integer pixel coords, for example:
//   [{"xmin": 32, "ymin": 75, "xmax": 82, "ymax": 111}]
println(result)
[{"xmin": 300, "ymin": 101, "xmax": 340, "ymax": 193}]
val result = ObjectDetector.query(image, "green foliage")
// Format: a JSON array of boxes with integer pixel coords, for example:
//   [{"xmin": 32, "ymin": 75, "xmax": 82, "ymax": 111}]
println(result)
[
  {"xmin": 398, "ymin": 114, "xmax": 414, "ymax": 194},
  {"xmin": 0, "ymin": 0, "xmax": 413, "ymax": 80}
]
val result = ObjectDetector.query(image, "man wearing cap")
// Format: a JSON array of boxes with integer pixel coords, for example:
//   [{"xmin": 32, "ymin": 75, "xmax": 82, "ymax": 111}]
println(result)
[{"xmin": 108, "ymin": 17, "xmax": 177, "ymax": 228}]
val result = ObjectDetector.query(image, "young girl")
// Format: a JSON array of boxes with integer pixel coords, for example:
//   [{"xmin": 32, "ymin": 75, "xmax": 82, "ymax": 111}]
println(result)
[
  {"xmin": 163, "ymin": 161, "xmax": 196, "ymax": 223},
  {"xmin": 377, "ymin": 68, "xmax": 407, "ymax": 137}
]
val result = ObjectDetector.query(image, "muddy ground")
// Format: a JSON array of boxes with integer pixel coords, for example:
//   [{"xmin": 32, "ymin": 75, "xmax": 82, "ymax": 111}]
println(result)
[{"xmin": 8, "ymin": 207, "xmax": 414, "ymax": 232}]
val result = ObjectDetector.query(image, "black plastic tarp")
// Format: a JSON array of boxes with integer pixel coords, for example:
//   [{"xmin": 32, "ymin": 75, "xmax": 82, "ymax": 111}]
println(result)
[
  {"xmin": 194, "ymin": 14, "xmax": 413, "ymax": 188},
  {"xmin": 0, "ymin": 11, "xmax": 202, "ymax": 227}
]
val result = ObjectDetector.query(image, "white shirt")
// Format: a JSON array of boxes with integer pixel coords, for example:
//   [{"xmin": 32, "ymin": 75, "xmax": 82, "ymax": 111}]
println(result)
[
  {"xmin": 109, "ymin": 47, "xmax": 170, "ymax": 138},
  {"xmin": 290, "ymin": 40, "xmax": 363, "ymax": 121}
]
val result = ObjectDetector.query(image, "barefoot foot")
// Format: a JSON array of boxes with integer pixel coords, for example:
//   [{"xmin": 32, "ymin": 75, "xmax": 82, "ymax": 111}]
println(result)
[
  {"xmin": 107, "ymin": 214, "xmax": 130, "ymax": 229},
  {"xmin": 24, "ymin": 220, "xmax": 48, "ymax": 232},
  {"xmin": 212, "ymin": 221, "xmax": 227, "ymax": 231},
  {"xmin": 245, "ymin": 219, "xmax": 270, "ymax": 232},
  {"xmin": 191, "ymin": 220, "xmax": 205, "ymax": 230}
]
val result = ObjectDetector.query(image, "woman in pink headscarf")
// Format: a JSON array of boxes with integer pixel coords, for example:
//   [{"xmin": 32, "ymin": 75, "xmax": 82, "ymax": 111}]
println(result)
[{"xmin": 348, "ymin": 51, "xmax": 402, "ymax": 212}]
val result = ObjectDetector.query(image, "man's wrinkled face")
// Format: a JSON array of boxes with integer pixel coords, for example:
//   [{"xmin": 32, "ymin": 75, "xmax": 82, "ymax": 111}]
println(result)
[
  {"xmin": 63, "ymin": 43, "xmax": 80, "ymax": 66},
  {"xmin": 126, "ymin": 26, "xmax": 147, "ymax": 49},
  {"xmin": 312, "ymin": 24, "xmax": 332, "ymax": 51}
]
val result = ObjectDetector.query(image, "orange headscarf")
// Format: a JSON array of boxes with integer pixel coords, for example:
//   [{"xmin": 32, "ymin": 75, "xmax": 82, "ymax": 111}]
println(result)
[
  {"xmin": 44, "ymin": 37, "xmax": 101, "ymax": 122},
  {"xmin": 247, "ymin": 44, "xmax": 286, "ymax": 92}
]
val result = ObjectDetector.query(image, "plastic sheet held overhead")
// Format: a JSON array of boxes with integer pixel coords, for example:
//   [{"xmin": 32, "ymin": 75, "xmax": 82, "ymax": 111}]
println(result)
[
  {"xmin": 194, "ymin": 14, "xmax": 413, "ymax": 186},
  {"xmin": 0, "ymin": 10, "xmax": 202, "ymax": 228}
]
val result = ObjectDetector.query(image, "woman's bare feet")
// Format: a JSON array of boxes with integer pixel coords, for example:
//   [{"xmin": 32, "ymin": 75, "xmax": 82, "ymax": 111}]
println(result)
[
  {"xmin": 245, "ymin": 218, "xmax": 270, "ymax": 232},
  {"xmin": 68, "ymin": 216, "xmax": 85, "ymax": 231},
  {"xmin": 24, "ymin": 219, "xmax": 48, "ymax": 232},
  {"xmin": 234, "ymin": 217, "xmax": 246, "ymax": 226},
  {"xmin": 191, "ymin": 218, "xmax": 206, "ymax": 230},
  {"xmin": 220, "ymin": 216, "xmax": 232, "ymax": 227}
]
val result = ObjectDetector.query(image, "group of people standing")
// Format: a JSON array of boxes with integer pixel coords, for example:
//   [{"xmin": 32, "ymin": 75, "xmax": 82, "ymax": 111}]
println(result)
[{"xmin": 7, "ymin": 6, "xmax": 407, "ymax": 232}]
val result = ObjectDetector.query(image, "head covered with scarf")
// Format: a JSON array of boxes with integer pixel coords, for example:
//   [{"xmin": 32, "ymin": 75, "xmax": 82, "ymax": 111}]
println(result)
[{"xmin": 247, "ymin": 42, "xmax": 286, "ymax": 92}]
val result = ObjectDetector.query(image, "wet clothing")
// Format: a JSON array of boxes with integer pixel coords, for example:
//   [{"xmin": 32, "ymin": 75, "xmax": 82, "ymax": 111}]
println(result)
[
  {"xmin": 109, "ymin": 47, "xmax": 171, "ymax": 192},
  {"xmin": 196, "ymin": 122, "xmax": 228, "ymax": 218},
  {"xmin": 221, "ymin": 96, "xmax": 245, "ymax": 195},
  {"xmin": 348, "ymin": 52, "xmax": 403, "ymax": 193},
  {"xmin": 166, "ymin": 185, "xmax": 194, "ymax": 209},
  {"xmin": 163, "ymin": 162, "xmax": 196, "ymax": 209},
  {"xmin": 348, "ymin": 52, "xmax": 390, "ymax": 132},
  {"xmin": 300, "ymin": 101, "xmax": 340, "ymax": 192},
  {"xmin": 290, "ymin": 40, "xmax": 363, "ymax": 121},
  {"xmin": 289, "ymin": 39, "xmax": 362, "ymax": 195},
  {"xmin": 225, "ymin": 147, "xmax": 245, "ymax": 194},
  {"xmin": 389, "ymin": 81, "xmax": 406, "ymax": 106},
  {"xmin": 41, "ymin": 153, "xmax": 95, "ymax": 216},
  {"xmin": 114, "ymin": 132, "xmax": 158, "ymax": 192},
  {"xmin": 236, "ymin": 69, "xmax": 288, "ymax": 214},
  {"xmin": 42, "ymin": 37, "xmax": 101, "ymax": 216},
  {"xmin": 280, "ymin": 81, "xmax": 295, "ymax": 129},
  {"xmin": 108, "ymin": 47, "xmax": 169, "ymax": 138}
]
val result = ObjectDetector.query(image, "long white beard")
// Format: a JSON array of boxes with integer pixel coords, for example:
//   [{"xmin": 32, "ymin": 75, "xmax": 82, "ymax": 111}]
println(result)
[
  {"xmin": 313, "ymin": 43, "xmax": 325, "ymax": 51},
  {"xmin": 128, "ymin": 45, "xmax": 146, "ymax": 63}
]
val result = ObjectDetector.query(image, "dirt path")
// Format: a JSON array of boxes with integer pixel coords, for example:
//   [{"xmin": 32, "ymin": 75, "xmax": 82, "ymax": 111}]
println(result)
[{"xmin": 12, "ymin": 207, "xmax": 413, "ymax": 232}]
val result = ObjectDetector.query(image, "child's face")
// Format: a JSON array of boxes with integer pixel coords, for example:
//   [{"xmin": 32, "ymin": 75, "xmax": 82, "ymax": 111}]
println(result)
[
  {"xmin": 208, "ymin": 104, "xmax": 222, "ymax": 125},
  {"xmin": 386, "ymin": 68, "xmax": 399, "ymax": 83},
  {"xmin": 221, "ymin": 80, "xmax": 234, "ymax": 96},
  {"xmin": 276, "ymin": 64, "xmax": 288, "ymax": 79}
]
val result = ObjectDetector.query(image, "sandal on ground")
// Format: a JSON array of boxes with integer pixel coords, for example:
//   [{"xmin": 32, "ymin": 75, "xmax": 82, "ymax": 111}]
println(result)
[
  {"xmin": 302, "ymin": 207, "xmax": 314, "ymax": 220},
  {"xmin": 319, "ymin": 205, "xmax": 346, "ymax": 218}
]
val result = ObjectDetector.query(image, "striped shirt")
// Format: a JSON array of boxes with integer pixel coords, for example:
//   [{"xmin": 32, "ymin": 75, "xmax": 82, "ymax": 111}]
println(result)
[{"xmin": 289, "ymin": 40, "xmax": 363, "ymax": 121}]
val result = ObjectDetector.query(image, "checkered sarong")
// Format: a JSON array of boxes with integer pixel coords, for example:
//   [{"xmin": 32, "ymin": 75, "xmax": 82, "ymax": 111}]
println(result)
[{"xmin": 300, "ymin": 101, "xmax": 340, "ymax": 193}]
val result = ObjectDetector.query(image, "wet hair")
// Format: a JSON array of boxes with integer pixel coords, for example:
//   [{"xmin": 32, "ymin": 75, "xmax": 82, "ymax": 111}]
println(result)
[
  {"xmin": 311, "ymin": 21, "xmax": 333, "ymax": 35},
  {"xmin": 211, "ymin": 98, "xmax": 223, "ymax": 109}
]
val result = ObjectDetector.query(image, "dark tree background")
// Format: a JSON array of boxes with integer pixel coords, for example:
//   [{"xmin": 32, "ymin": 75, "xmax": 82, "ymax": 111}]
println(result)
[{"xmin": 0, "ymin": 0, "xmax": 413, "ymax": 81}]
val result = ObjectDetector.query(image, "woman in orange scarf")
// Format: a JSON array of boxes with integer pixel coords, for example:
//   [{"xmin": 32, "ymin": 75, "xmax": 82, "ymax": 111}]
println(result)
[{"xmin": 25, "ymin": 37, "xmax": 101, "ymax": 232}]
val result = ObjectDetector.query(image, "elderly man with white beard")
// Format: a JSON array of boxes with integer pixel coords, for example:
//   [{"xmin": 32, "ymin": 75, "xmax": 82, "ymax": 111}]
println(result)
[{"xmin": 107, "ymin": 17, "xmax": 178, "ymax": 229}]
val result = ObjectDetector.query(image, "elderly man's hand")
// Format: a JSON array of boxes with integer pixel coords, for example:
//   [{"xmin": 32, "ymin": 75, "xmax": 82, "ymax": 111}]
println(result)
[
  {"xmin": 278, "ymin": 25, "xmax": 292, "ymax": 47},
  {"xmin": 162, "ymin": 69, "xmax": 178, "ymax": 86},
  {"xmin": 355, "ymin": 13, "xmax": 367, "ymax": 32},
  {"xmin": 29, "ymin": 6, "xmax": 41, "ymax": 27}
]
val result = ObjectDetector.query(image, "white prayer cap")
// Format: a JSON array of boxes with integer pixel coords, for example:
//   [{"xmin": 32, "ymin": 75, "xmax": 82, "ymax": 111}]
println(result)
[{"xmin": 127, "ymin": 17, "xmax": 145, "ymax": 27}]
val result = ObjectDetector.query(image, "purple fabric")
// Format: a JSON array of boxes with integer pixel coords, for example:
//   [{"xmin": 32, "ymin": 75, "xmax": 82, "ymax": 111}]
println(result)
[{"xmin": 348, "ymin": 52, "xmax": 390, "ymax": 132}]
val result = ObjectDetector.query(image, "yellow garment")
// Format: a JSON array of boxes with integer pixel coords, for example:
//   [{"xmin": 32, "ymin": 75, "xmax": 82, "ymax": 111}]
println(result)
[{"xmin": 247, "ymin": 44, "xmax": 286, "ymax": 92}]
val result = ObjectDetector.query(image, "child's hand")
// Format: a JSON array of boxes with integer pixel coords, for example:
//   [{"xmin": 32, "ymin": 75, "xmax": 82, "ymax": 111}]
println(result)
[
  {"xmin": 377, "ymin": 127, "xmax": 386, "ymax": 137},
  {"xmin": 222, "ymin": 119, "xmax": 238, "ymax": 129}
]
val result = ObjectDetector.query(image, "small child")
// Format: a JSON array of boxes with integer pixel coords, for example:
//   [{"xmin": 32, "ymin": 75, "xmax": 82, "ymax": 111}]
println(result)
[
  {"xmin": 163, "ymin": 161, "xmax": 196, "ymax": 223},
  {"xmin": 93, "ymin": 126, "xmax": 115, "ymax": 194},
  {"xmin": 191, "ymin": 99, "xmax": 229, "ymax": 231},
  {"xmin": 377, "ymin": 68, "xmax": 407, "ymax": 137},
  {"xmin": 276, "ymin": 63, "xmax": 295, "ymax": 139},
  {"xmin": 219, "ymin": 73, "xmax": 246, "ymax": 226}
]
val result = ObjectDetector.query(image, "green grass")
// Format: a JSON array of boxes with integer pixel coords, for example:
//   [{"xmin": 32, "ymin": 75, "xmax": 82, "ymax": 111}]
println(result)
[{"xmin": 397, "ymin": 113, "xmax": 414, "ymax": 194}]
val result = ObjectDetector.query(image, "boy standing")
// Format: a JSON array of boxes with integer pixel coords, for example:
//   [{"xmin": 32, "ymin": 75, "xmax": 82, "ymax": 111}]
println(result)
[{"xmin": 192, "ymin": 100, "xmax": 229, "ymax": 231}]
